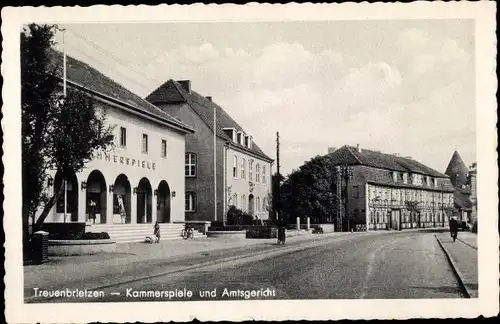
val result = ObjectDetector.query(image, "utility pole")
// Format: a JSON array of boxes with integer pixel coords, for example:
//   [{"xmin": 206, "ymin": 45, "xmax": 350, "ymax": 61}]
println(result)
[{"xmin": 276, "ymin": 131, "xmax": 280, "ymax": 226}]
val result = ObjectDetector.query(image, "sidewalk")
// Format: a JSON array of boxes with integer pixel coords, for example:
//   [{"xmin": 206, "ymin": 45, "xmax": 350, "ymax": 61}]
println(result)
[{"xmin": 435, "ymin": 232, "xmax": 478, "ymax": 298}]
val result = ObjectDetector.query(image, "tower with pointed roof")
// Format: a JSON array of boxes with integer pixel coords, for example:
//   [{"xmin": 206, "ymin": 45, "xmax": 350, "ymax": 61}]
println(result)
[{"xmin": 445, "ymin": 150, "xmax": 470, "ymax": 188}]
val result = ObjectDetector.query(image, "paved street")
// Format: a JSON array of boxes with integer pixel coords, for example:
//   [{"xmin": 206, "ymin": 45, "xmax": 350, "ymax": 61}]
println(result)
[{"xmin": 25, "ymin": 229, "xmax": 468, "ymax": 302}]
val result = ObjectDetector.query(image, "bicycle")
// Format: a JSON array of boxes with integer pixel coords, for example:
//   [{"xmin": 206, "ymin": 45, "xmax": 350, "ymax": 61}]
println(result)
[{"xmin": 181, "ymin": 225, "xmax": 194, "ymax": 240}]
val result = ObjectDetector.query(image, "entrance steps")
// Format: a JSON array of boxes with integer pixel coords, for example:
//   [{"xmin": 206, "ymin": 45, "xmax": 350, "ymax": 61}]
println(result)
[{"xmin": 86, "ymin": 223, "xmax": 206, "ymax": 244}]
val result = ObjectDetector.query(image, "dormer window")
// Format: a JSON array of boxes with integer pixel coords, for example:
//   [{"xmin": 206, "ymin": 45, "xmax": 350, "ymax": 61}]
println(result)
[
  {"xmin": 392, "ymin": 172, "xmax": 398, "ymax": 182},
  {"xmin": 403, "ymin": 173, "xmax": 408, "ymax": 184},
  {"xmin": 237, "ymin": 132, "xmax": 243, "ymax": 145},
  {"xmin": 223, "ymin": 128, "xmax": 237, "ymax": 142},
  {"xmin": 244, "ymin": 135, "xmax": 249, "ymax": 148},
  {"xmin": 433, "ymin": 178, "xmax": 438, "ymax": 187},
  {"xmin": 247, "ymin": 135, "xmax": 253, "ymax": 149}
]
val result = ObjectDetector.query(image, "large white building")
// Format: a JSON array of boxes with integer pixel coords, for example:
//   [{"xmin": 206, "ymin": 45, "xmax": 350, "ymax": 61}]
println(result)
[{"xmin": 34, "ymin": 51, "xmax": 195, "ymax": 241}]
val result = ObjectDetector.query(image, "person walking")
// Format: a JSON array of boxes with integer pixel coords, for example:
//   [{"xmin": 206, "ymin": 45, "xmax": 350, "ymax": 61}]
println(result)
[
  {"xmin": 153, "ymin": 221, "xmax": 161, "ymax": 243},
  {"xmin": 449, "ymin": 216, "xmax": 459, "ymax": 242}
]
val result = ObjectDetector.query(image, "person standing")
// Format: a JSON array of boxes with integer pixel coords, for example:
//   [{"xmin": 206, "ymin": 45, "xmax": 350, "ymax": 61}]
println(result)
[
  {"xmin": 449, "ymin": 216, "xmax": 459, "ymax": 242},
  {"xmin": 153, "ymin": 221, "xmax": 161, "ymax": 243}
]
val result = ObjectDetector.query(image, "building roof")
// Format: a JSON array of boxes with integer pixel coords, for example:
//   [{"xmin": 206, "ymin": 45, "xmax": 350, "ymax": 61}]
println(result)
[
  {"xmin": 146, "ymin": 79, "xmax": 273, "ymax": 162},
  {"xmin": 47, "ymin": 49, "xmax": 194, "ymax": 134},
  {"xmin": 352, "ymin": 165, "xmax": 455, "ymax": 192},
  {"xmin": 328, "ymin": 145, "xmax": 449, "ymax": 178},
  {"xmin": 444, "ymin": 150, "xmax": 470, "ymax": 188}
]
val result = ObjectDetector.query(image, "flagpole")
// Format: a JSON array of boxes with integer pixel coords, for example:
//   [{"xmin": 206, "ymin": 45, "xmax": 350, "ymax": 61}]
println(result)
[
  {"xmin": 214, "ymin": 106, "xmax": 217, "ymax": 222},
  {"xmin": 62, "ymin": 28, "xmax": 68, "ymax": 223}
]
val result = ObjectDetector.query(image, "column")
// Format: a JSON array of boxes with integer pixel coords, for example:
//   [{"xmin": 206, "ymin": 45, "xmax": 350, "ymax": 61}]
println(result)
[
  {"xmin": 131, "ymin": 191, "xmax": 137, "ymax": 224},
  {"xmin": 152, "ymin": 193, "xmax": 157, "ymax": 223},
  {"xmin": 106, "ymin": 190, "xmax": 113, "ymax": 224},
  {"xmin": 78, "ymin": 180, "xmax": 87, "ymax": 223}
]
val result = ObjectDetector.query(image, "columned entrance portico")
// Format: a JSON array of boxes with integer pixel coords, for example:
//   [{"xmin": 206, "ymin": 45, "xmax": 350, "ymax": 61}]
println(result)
[
  {"xmin": 157, "ymin": 180, "xmax": 171, "ymax": 223},
  {"xmin": 136, "ymin": 177, "xmax": 152, "ymax": 223}
]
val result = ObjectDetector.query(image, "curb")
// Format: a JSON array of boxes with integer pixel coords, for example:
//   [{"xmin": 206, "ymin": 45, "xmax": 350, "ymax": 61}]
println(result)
[
  {"xmin": 456, "ymin": 237, "xmax": 478, "ymax": 250},
  {"xmin": 434, "ymin": 234, "xmax": 471, "ymax": 298}
]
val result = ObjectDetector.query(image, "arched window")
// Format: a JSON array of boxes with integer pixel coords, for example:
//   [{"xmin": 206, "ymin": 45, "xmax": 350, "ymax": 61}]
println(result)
[
  {"xmin": 262, "ymin": 165, "xmax": 267, "ymax": 184},
  {"xmin": 185, "ymin": 192, "xmax": 196, "ymax": 212},
  {"xmin": 233, "ymin": 193, "xmax": 238, "ymax": 208},
  {"xmin": 185, "ymin": 153, "xmax": 197, "ymax": 177},
  {"xmin": 241, "ymin": 194, "xmax": 246, "ymax": 211},
  {"xmin": 376, "ymin": 212, "xmax": 380, "ymax": 223}
]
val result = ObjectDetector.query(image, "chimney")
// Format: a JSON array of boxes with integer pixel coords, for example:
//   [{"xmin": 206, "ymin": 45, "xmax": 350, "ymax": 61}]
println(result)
[
  {"xmin": 206, "ymin": 96, "xmax": 212, "ymax": 102},
  {"xmin": 177, "ymin": 80, "xmax": 191, "ymax": 93},
  {"xmin": 356, "ymin": 144, "xmax": 362, "ymax": 153},
  {"xmin": 328, "ymin": 147, "xmax": 337, "ymax": 154}
]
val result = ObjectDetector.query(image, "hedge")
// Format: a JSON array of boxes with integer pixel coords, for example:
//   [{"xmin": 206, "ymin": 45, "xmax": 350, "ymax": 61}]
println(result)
[{"xmin": 48, "ymin": 231, "xmax": 110, "ymax": 240}]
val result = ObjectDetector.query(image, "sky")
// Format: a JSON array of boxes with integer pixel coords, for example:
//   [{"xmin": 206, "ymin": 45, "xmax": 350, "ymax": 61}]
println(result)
[{"xmin": 54, "ymin": 20, "xmax": 476, "ymax": 176}]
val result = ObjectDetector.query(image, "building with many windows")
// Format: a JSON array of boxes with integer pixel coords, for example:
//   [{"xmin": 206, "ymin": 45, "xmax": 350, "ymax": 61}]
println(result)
[
  {"xmin": 146, "ymin": 80, "xmax": 274, "ymax": 222},
  {"xmin": 327, "ymin": 145, "xmax": 455, "ymax": 231},
  {"xmin": 34, "ymin": 51, "xmax": 194, "ymax": 241}
]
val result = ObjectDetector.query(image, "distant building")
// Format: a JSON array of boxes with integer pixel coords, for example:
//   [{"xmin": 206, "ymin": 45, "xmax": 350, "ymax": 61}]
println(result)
[
  {"xmin": 146, "ymin": 80, "xmax": 274, "ymax": 223},
  {"xmin": 444, "ymin": 151, "xmax": 477, "ymax": 225},
  {"xmin": 327, "ymin": 145, "xmax": 455, "ymax": 231}
]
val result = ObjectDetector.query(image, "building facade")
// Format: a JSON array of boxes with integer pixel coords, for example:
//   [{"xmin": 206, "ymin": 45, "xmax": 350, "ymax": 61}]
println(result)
[
  {"xmin": 444, "ymin": 150, "xmax": 477, "ymax": 225},
  {"xmin": 35, "ymin": 52, "xmax": 194, "ymax": 227},
  {"xmin": 328, "ymin": 145, "xmax": 455, "ymax": 231},
  {"xmin": 146, "ymin": 80, "xmax": 274, "ymax": 223}
]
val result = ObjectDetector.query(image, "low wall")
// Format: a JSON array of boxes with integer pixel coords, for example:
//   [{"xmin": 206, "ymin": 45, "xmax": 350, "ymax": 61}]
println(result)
[
  {"xmin": 48, "ymin": 239, "xmax": 116, "ymax": 256},
  {"xmin": 174, "ymin": 221, "xmax": 211, "ymax": 234},
  {"xmin": 206, "ymin": 231, "xmax": 246, "ymax": 239}
]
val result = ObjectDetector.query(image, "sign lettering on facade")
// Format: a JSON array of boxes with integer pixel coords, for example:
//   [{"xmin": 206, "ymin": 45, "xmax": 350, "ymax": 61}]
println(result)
[{"xmin": 94, "ymin": 151, "xmax": 156, "ymax": 170}]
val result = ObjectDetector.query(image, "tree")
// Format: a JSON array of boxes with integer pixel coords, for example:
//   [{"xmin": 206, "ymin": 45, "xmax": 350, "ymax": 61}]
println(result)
[
  {"xmin": 34, "ymin": 87, "xmax": 115, "ymax": 228},
  {"xmin": 279, "ymin": 155, "xmax": 339, "ymax": 226},
  {"xmin": 21, "ymin": 24, "xmax": 115, "ymax": 240},
  {"xmin": 21, "ymin": 24, "xmax": 60, "ymax": 257}
]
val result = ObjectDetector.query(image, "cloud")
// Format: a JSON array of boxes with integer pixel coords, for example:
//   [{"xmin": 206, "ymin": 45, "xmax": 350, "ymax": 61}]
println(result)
[{"xmin": 142, "ymin": 39, "xmax": 472, "ymax": 174}]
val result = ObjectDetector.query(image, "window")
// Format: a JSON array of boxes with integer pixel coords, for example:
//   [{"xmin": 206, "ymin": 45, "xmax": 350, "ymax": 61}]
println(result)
[
  {"xmin": 185, "ymin": 153, "xmax": 196, "ymax": 177},
  {"xmin": 262, "ymin": 165, "xmax": 267, "ymax": 184},
  {"xmin": 237, "ymin": 132, "xmax": 243, "ymax": 145},
  {"xmin": 185, "ymin": 192, "xmax": 196, "ymax": 212},
  {"xmin": 256, "ymin": 197, "xmax": 261, "ymax": 212},
  {"xmin": 142, "ymin": 134, "xmax": 148, "ymax": 153},
  {"xmin": 161, "ymin": 139, "xmax": 167, "ymax": 158},
  {"xmin": 233, "ymin": 193, "xmax": 238, "ymax": 207},
  {"xmin": 241, "ymin": 194, "xmax": 246, "ymax": 211},
  {"xmin": 233, "ymin": 156, "xmax": 238, "ymax": 178},
  {"xmin": 241, "ymin": 158, "xmax": 246, "ymax": 179},
  {"xmin": 249, "ymin": 160, "xmax": 253, "ymax": 181},
  {"xmin": 403, "ymin": 173, "xmax": 408, "ymax": 184},
  {"xmin": 256, "ymin": 164, "xmax": 260, "ymax": 183},
  {"xmin": 353, "ymin": 186, "xmax": 359, "ymax": 199},
  {"xmin": 392, "ymin": 172, "xmax": 398, "ymax": 182},
  {"xmin": 120, "ymin": 127, "xmax": 127, "ymax": 147},
  {"xmin": 262, "ymin": 197, "xmax": 267, "ymax": 212}
]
